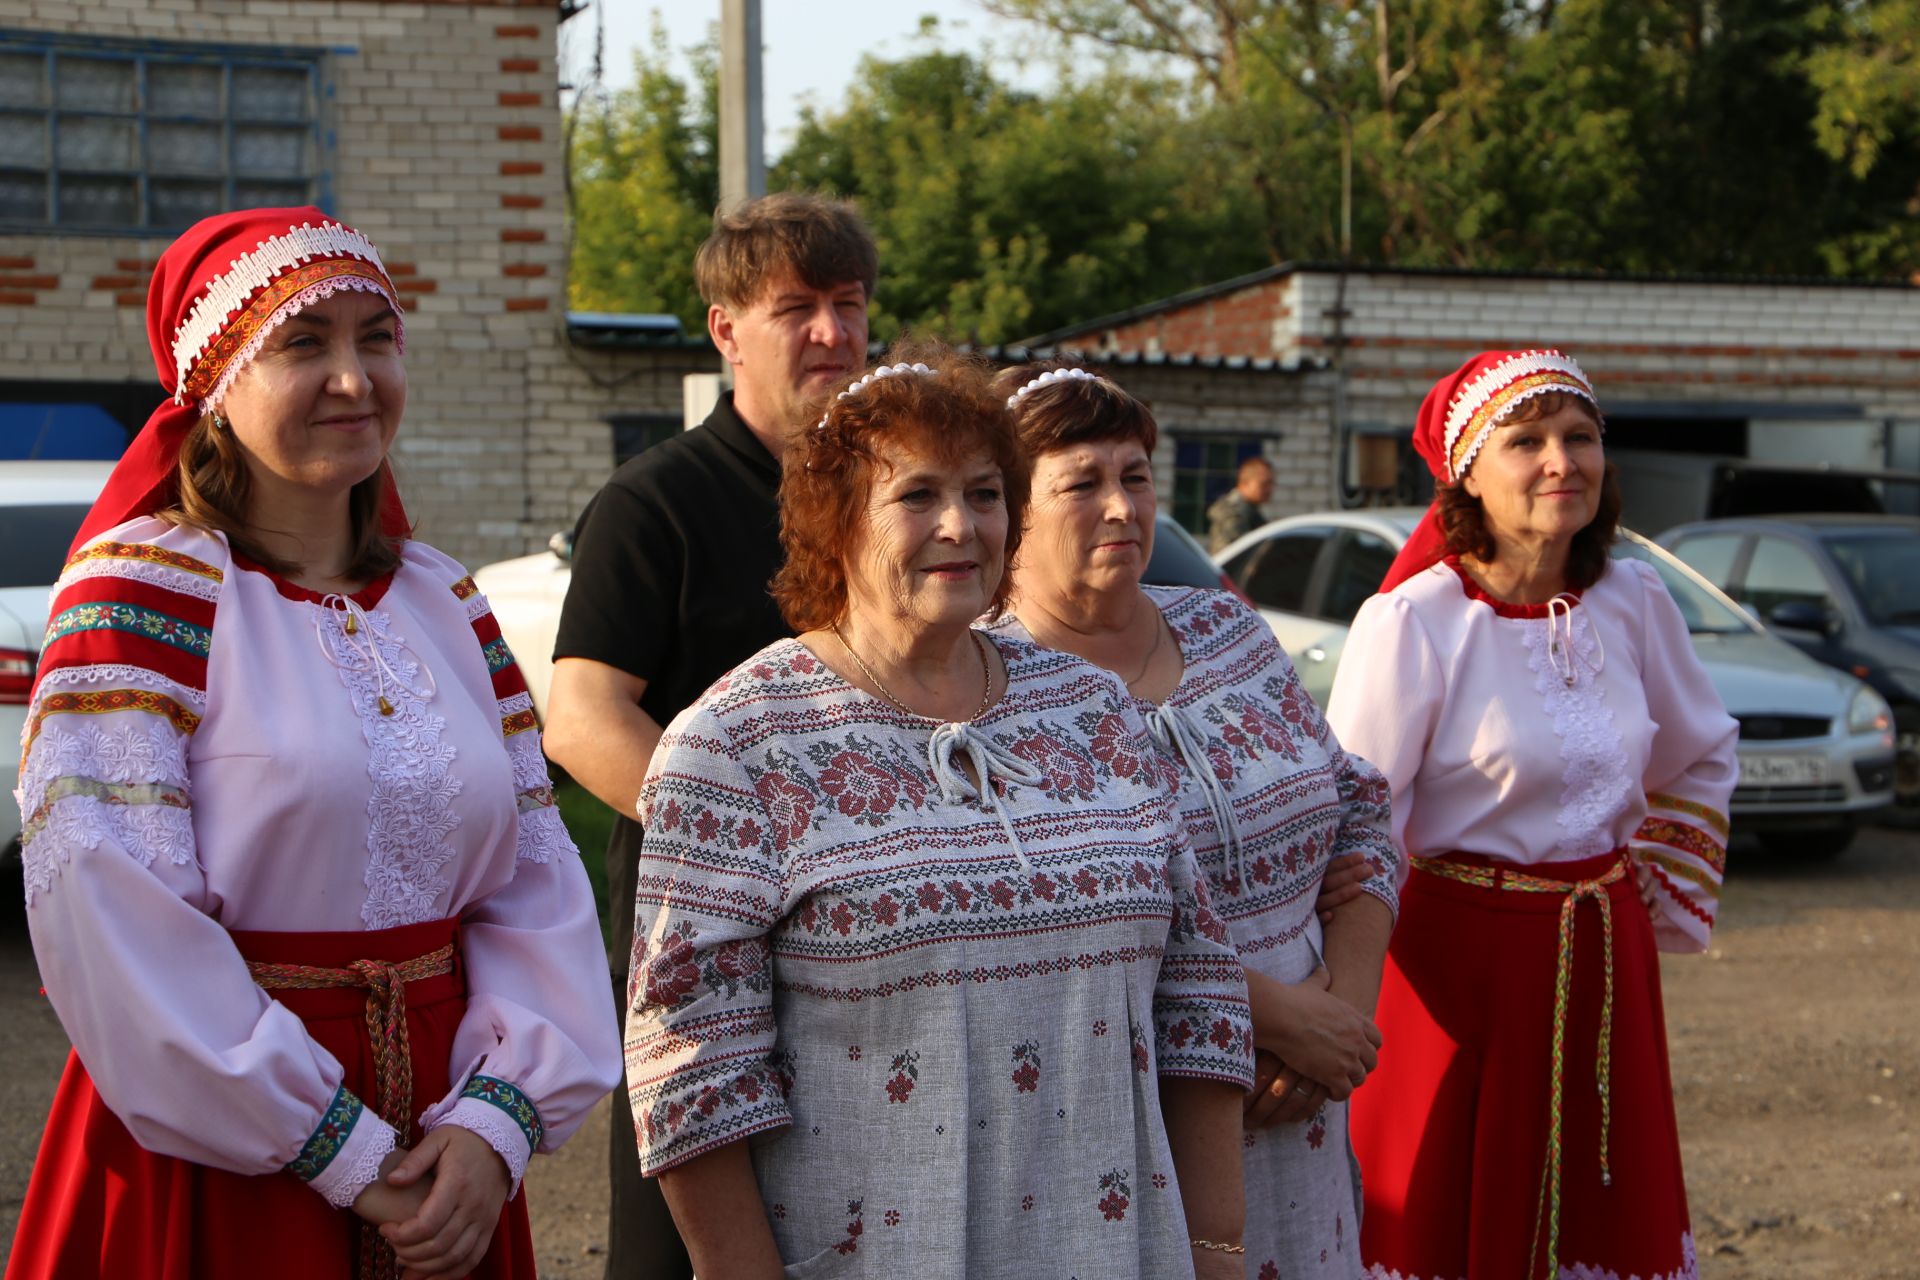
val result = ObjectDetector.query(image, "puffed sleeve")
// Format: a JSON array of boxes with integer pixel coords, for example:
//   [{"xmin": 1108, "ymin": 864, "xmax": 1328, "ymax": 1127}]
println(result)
[
  {"xmin": 1623, "ymin": 559, "xmax": 1737, "ymax": 953},
  {"xmin": 1120, "ymin": 699, "xmax": 1254, "ymax": 1090},
  {"xmin": 1266, "ymin": 646, "xmax": 1399, "ymax": 916},
  {"xmin": 625, "ymin": 704, "xmax": 793, "ymax": 1174},
  {"xmin": 21, "ymin": 537, "xmax": 397, "ymax": 1209},
  {"xmin": 1325, "ymin": 591, "xmax": 1446, "ymax": 884},
  {"xmin": 418, "ymin": 574, "xmax": 623, "ymax": 1194}
]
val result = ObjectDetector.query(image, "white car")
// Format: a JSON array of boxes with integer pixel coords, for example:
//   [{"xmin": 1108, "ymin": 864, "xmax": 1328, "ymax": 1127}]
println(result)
[
  {"xmin": 3, "ymin": 461, "xmax": 117, "ymax": 856},
  {"xmin": 473, "ymin": 514, "xmax": 1237, "ymax": 722},
  {"xmin": 1216, "ymin": 508, "xmax": 1896, "ymax": 857}
]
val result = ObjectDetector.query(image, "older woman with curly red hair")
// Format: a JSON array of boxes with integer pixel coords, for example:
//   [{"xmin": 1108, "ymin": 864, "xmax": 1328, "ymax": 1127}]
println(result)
[{"xmin": 623, "ymin": 344, "xmax": 1255, "ymax": 1278}]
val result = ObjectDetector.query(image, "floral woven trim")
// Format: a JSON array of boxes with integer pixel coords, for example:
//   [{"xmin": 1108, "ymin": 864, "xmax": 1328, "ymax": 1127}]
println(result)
[
  {"xmin": 287, "ymin": 1085, "xmax": 364, "ymax": 1183},
  {"xmin": 64, "ymin": 541, "xmax": 223, "ymax": 581},
  {"xmin": 1637, "ymin": 817, "xmax": 1727, "ymax": 875},
  {"xmin": 46, "ymin": 602, "xmax": 212, "ymax": 658},
  {"xmin": 481, "ymin": 636, "xmax": 513, "ymax": 675},
  {"xmin": 449, "ymin": 575, "xmax": 479, "ymax": 601},
  {"xmin": 459, "ymin": 1075, "xmax": 544, "ymax": 1151},
  {"xmin": 23, "ymin": 776, "xmax": 188, "ymax": 843}
]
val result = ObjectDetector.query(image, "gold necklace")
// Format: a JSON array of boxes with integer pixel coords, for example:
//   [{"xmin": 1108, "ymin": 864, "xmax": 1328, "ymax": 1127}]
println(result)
[
  {"xmin": 832, "ymin": 625, "xmax": 994, "ymax": 723},
  {"xmin": 1127, "ymin": 607, "xmax": 1165, "ymax": 688}
]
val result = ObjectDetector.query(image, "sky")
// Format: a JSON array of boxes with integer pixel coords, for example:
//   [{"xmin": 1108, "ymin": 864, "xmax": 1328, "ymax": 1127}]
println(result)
[{"xmin": 557, "ymin": 0, "xmax": 1067, "ymax": 156}]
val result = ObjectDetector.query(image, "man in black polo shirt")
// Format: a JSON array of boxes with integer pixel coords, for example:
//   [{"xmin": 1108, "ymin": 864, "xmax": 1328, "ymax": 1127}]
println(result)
[{"xmin": 544, "ymin": 192, "xmax": 876, "ymax": 1280}]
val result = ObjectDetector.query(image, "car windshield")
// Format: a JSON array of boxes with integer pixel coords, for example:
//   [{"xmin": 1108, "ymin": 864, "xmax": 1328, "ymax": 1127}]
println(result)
[
  {"xmin": 1145, "ymin": 519, "xmax": 1224, "ymax": 590},
  {"xmin": 1610, "ymin": 538, "xmax": 1755, "ymax": 635},
  {"xmin": 0, "ymin": 503, "xmax": 91, "ymax": 589},
  {"xmin": 1822, "ymin": 532, "xmax": 1920, "ymax": 625}
]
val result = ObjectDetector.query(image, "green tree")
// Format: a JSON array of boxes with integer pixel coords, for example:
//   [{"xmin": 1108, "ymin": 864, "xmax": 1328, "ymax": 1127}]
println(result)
[
  {"xmin": 567, "ymin": 22, "xmax": 718, "ymax": 327},
  {"xmin": 1802, "ymin": 0, "xmax": 1920, "ymax": 272}
]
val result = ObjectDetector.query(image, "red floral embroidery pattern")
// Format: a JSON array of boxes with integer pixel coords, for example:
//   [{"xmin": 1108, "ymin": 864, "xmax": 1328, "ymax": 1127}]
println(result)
[
  {"xmin": 752, "ymin": 769, "xmax": 816, "ymax": 851},
  {"xmin": 637, "ymin": 921, "xmax": 771, "ymax": 1009},
  {"xmin": 1010, "ymin": 1040, "xmax": 1041, "ymax": 1093},
  {"xmin": 1128, "ymin": 1021, "xmax": 1151, "ymax": 1075},
  {"xmin": 1097, "ymin": 1168, "xmax": 1131, "ymax": 1222},
  {"xmin": 885, "ymin": 1050, "xmax": 919, "ymax": 1103},
  {"xmin": 788, "ymin": 859, "xmax": 1171, "ymax": 942},
  {"xmin": 832, "ymin": 1200, "xmax": 864, "ymax": 1255},
  {"xmin": 1006, "ymin": 727, "xmax": 1099, "ymax": 801}
]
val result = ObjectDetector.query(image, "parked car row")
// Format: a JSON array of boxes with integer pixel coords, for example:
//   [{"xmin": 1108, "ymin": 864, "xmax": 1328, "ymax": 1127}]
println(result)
[{"xmin": 1216, "ymin": 508, "xmax": 1898, "ymax": 857}]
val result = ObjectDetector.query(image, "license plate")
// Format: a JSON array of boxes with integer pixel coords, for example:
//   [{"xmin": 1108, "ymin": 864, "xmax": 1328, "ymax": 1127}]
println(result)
[{"xmin": 1738, "ymin": 754, "xmax": 1826, "ymax": 786}]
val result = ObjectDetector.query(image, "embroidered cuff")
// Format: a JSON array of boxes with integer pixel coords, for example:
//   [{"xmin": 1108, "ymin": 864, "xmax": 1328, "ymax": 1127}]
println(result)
[
  {"xmin": 288, "ymin": 1085, "xmax": 398, "ymax": 1209},
  {"xmin": 422, "ymin": 1076, "xmax": 541, "ymax": 1193}
]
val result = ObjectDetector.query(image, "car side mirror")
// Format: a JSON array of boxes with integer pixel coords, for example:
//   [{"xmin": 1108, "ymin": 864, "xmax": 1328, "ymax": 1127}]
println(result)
[
  {"xmin": 547, "ymin": 530, "xmax": 574, "ymax": 564},
  {"xmin": 1769, "ymin": 600, "xmax": 1837, "ymax": 635}
]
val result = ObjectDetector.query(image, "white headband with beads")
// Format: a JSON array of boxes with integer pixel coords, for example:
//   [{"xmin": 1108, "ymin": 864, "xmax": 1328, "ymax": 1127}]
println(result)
[
  {"xmin": 1005, "ymin": 366, "xmax": 1102, "ymax": 410},
  {"xmin": 815, "ymin": 362, "xmax": 938, "ymax": 429}
]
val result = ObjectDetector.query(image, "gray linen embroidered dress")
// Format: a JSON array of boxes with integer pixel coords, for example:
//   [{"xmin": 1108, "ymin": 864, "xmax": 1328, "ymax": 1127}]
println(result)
[
  {"xmin": 625, "ymin": 632, "xmax": 1254, "ymax": 1278},
  {"xmin": 1002, "ymin": 586, "xmax": 1399, "ymax": 1278}
]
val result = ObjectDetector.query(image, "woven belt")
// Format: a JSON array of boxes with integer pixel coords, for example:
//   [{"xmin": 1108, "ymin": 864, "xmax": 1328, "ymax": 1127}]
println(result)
[
  {"xmin": 249, "ymin": 942, "xmax": 456, "ymax": 1280},
  {"xmin": 1411, "ymin": 853, "xmax": 1629, "ymax": 1280}
]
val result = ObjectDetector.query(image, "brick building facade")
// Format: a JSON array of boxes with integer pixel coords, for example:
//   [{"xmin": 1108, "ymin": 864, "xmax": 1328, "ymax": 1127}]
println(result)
[
  {"xmin": 0, "ymin": 0, "xmax": 633, "ymax": 568},
  {"xmin": 1030, "ymin": 264, "xmax": 1920, "ymax": 532}
]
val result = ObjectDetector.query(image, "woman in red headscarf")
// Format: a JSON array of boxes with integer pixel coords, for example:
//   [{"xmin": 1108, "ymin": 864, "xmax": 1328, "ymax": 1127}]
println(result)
[
  {"xmin": 1324, "ymin": 352, "xmax": 1736, "ymax": 1280},
  {"xmin": 7, "ymin": 208, "xmax": 620, "ymax": 1280}
]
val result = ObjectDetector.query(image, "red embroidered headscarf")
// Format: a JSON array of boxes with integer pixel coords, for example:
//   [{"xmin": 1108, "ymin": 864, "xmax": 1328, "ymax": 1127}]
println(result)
[
  {"xmin": 1378, "ymin": 349, "xmax": 1601, "ymax": 592},
  {"xmin": 71, "ymin": 206, "xmax": 409, "ymax": 555}
]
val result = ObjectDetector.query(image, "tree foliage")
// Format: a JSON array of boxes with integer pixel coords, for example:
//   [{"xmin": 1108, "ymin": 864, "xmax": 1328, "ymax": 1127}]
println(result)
[{"xmin": 568, "ymin": 3, "xmax": 1920, "ymax": 340}]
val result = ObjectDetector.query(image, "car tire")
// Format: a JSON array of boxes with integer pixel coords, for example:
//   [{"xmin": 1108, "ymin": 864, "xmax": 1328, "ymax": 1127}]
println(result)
[{"xmin": 1756, "ymin": 827, "xmax": 1856, "ymax": 859}]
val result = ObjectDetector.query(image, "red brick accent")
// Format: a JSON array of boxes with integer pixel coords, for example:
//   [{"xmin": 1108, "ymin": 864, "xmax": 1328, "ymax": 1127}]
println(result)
[
  {"xmin": 115, "ymin": 257, "xmax": 155, "ymax": 273},
  {"xmin": 0, "ymin": 256, "xmax": 33, "ymax": 270},
  {"xmin": 495, "ymin": 24, "xmax": 541, "ymax": 36},
  {"xmin": 500, "ymin": 58, "xmax": 540, "ymax": 73},
  {"xmin": 501, "ymin": 229, "xmax": 547, "ymax": 243},
  {"xmin": 500, "ymin": 194, "xmax": 544, "ymax": 209},
  {"xmin": 498, "ymin": 125, "xmax": 543, "ymax": 141},
  {"xmin": 115, "ymin": 291, "xmax": 146, "ymax": 307},
  {"xmin": 384, "ymin": 261, "xmax": 417, "ymax": 277},
  {"xmin": 498, "ymin": 92, "xmax": 541, "ymax": 107},
  {"xmin": 500, "ymin": 161, "xmax": 544, "ymax": 176},
  {"xmin": 396, "ymin": 279, "xmax": 438, "ymax": 294},
  {"xmin": 505, "ymin": 297, "xmax": 550, "ymax": 312},
  {"xmin": 502, "ymin": 263, "xmax": 547, "ymax": 278},
  {"xmin": 0, "ymin": 291, "xmax": 35, "ymax": 305},
  {"xmin": 91, "ymin": 274, "xmax": 140, "ymax": 290},
  {"xmin": 0, "ymin": 274, "xmax": 58, "ymax": 290}
]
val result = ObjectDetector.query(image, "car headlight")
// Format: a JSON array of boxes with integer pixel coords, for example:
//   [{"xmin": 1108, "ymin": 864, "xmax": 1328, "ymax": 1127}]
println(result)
[{"xmin": 1849, "ymin": 684, "xmax": 1893, "ymax": 734}]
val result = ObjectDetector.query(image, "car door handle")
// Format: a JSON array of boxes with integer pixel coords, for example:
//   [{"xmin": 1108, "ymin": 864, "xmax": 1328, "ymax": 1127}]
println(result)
[{"xmin": 1304, "ymin": 646, "xmax": 1327, "ymax": 663}]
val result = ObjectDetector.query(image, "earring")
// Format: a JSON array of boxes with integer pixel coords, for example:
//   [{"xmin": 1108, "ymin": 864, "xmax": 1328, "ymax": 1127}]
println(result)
[{"xmin": 211, "ymin": 412, "xmax": 228, "ymax": 431}]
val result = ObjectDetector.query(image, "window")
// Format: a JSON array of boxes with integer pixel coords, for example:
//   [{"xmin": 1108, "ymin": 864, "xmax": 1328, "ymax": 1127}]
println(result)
[
  {"xmin": 611, "ymin": 414, "xmax": 681, "ymax": 467},
  {"xmin": 0, "ymin": 503, "xmax": 94, "ymax": 589},
  {"xmin": 1319, "ymin": 530, "xmax": 1396, "ymax": 623},
  {"xmin": 1171, "ymin": 434, "xmax": 1266, "ymax": 534},
  {"xmin": 1739, "ymin": 537, "xmax": 1835, "ymax": 621},
  {"xmin": 1667, "ymin": 532, "xmax": 1745, "ymax": 592},
  {"xmin": 1232, "ymin": 530, "xmax": 1328, "ymax": 614},
  {"xmin": 0, "ymin": 32, "xmax": 326, "ymax": 233}
]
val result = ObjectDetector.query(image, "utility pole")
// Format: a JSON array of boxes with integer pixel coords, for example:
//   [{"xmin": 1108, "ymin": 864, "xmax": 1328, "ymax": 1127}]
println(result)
[{"xmin": 719, "ymin": 0, "xmax": 765, "ymax": 212}]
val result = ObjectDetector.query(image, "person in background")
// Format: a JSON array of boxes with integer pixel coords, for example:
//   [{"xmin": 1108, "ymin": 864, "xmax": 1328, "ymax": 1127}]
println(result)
[
  {"xmin": 627, "ymin": 346, "xmax": 1254, "ymax": 1278},
  {"xmin": 541, "ymin": 191, "xmax": 877, "ymax": 1279},
  {"xmin": 1206, "ymin": 455, "xmax": 1274, "ymax": 554},
  {"xmin": 997, "ymin": 363, "xmax": 1396, "ymax": 1277},
  {"xmin": 7, "ymin": 207, "xmax": 619, "ymax": 1280},
  {"xmin": 1326, "ymin": 350, "xmax": 1737, "ymax": 1280}
]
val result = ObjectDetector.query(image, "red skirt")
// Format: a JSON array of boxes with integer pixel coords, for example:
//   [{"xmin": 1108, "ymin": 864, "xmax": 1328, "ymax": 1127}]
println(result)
[
  {"xmin": 1350, "ymin": 850, "xmax": 1697, "ymax": 1280},
  {"xmin": 5, "ymin": 918, "xmax": 537, "ymax": 1280}
]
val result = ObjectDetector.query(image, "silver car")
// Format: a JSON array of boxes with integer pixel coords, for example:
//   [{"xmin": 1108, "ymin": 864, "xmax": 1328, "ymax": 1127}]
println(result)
[{"xmin": 1216, "ymin": 509, "xmax": 1896, "ymax": 856}]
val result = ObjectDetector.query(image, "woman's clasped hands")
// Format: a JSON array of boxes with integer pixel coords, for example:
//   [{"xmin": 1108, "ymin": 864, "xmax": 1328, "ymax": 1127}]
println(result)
[
  {"xmin": 1244, "ymin": 965, "xmax": 1382, "ymax": 1129},
  {"xmin": 353, "ymin": 1128, "xmax": 512, "ymax": 1279}
]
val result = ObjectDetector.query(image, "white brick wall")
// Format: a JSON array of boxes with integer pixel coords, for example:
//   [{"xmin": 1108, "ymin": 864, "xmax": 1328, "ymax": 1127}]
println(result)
[{"xmin": 0, "ymin": 0, "xmax": 623, "ymax": 569}]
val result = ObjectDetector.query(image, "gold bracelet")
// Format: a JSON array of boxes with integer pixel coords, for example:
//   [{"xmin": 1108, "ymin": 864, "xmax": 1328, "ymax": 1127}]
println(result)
[{"xmin": 1190, "ymin": 1238, "xmax": 1246, "ymax": 1255}]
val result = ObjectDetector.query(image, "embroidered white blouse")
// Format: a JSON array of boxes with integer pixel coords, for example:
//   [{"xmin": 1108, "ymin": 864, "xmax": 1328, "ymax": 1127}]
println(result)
[
  {"xmin": 16, "ymin": 518, "xmax": 621, "ymax": 1208},
  {"xmin": 1325, "ymin": 557, "xmax": 1737, "ymax": 952}
]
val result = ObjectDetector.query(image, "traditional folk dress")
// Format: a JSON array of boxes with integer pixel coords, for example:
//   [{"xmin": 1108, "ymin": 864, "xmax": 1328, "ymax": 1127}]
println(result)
[
  {"xmin": 1326, "ymin": 557, "xmax": 1737, "ymax": 1280},
  {"xmin": 8, "ymin": 518, "xmax": 622, "ymax": 1280},
  {"xmin": 1000, "ymin": 586, "xmax": 1399, "ymax": 1278},
  {"xmin": 625, "ymin": 633, "xmax": 1256, "ymax": 1278}
]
